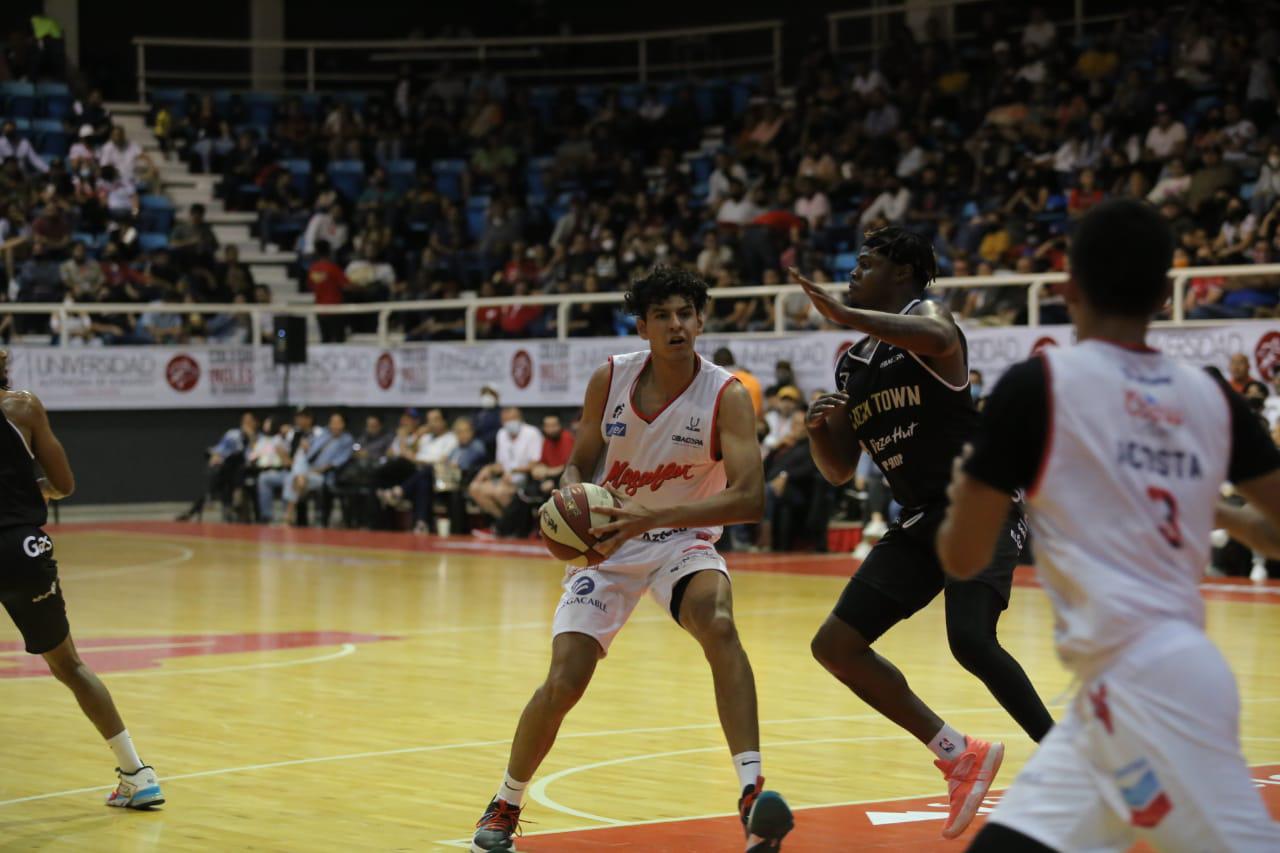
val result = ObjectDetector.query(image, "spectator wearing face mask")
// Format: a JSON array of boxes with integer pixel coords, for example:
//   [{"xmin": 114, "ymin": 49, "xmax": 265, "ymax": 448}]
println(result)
[
  {"xmin": 473, "ymin": 384, "xmax": 503, "ymax": 458},
  {"xmin": 467, "ymin": 407, "xmax": 543, "ymax": 536}
]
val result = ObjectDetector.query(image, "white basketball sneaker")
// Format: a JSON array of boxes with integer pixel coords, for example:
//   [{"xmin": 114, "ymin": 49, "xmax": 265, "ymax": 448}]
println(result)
[{"xmin": 105, "ymin": 765, "xmax": 165, "ymax": 809}]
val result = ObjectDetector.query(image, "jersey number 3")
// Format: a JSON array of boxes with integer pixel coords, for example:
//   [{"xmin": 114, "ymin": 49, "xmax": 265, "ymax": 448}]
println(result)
[{"xmin": 1147, "ymin": 486, "xmax": 1182, "ymax": 549}]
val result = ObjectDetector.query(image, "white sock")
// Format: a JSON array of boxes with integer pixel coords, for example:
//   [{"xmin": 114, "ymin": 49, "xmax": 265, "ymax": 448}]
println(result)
[
  {"xmin": 496, "ymin": 772, "xmax": 528, "ymax": 807},
  {"xmin": 732, "ymin": 750, "xmax": 762, "ymax": 791},
  {"xmin": 107, "ymin": 729, "xmax": 143, "ymax": 774},
  {"xmin": 927, "ymin": 724, "xmax": 966, "ymax": 760}
]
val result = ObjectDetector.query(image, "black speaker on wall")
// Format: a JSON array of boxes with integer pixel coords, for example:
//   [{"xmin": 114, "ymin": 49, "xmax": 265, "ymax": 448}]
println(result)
[{"xmin": 273, "ymin": 316, "xmax": 307, "ymax": 365}]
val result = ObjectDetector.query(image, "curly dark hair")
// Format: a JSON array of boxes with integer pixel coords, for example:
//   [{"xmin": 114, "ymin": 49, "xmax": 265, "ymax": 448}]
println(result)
[
  {"xmin": 862, "ymin": 226, "xmax": 939, "ymax": 292},
  {"xmin": 623, "ymin": 265, "xmax": 710, "ymax": 317}
]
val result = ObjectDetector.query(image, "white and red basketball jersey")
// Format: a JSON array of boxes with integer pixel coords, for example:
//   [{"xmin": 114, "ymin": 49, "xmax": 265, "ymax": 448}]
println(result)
[
  {"xmin": 597, "ymin": 351, "xmax": 737, "ymax": 543},
  {"xmin": 1029, "ymin": 340, "xmax": 1230, "ymax": 675}
]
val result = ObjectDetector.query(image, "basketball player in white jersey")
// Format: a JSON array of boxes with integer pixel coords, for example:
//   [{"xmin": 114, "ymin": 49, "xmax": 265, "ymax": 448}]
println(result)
[
  {"xmin": 471, "ymin": 267, "xmax": 793, "ymax": 852},
  {"xmin": 0, "ymin": 350, "xmax": 164, "ymax": 809},
  {"xmin": 938, "ymin": 198, "xmax": 1280, "ymax": 851}
]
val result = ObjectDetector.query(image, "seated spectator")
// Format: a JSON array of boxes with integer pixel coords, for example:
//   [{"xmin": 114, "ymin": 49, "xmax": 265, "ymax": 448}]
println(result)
[
  {"xmin": 301, "ymin": 203, "xmax": 350, "ymax": 257},
  {"xmin": 283, "ymin": 412, "xmax": 355, "ymax": 526},
  {"xmin": 1228, "ymin": 353, "xmax": 1269, "ymax": 398},
  {"xmin": 98, "ymin": 124, "xmax": 155, "ymax": 186},
  {"xmin": 60, "ymin": 240, "xmax": 103, "ymax": 298},
  {"xmin": 378, "ymin": 409, "xmax": 458, "ymax": 534},
  {"xmin": 760, "ymin": 410, "xmax": 819, "ymax": 552},
  {"xmin": 1144, "ymin": 104, "xmax": 1187, "ymax": 162},
  {"xmin": 716, "ymin": 179, "xmax": 763, "ymax": 228},
  {"xmin": 0, "ymin": 121, "xmax": 49, "ymax": 174},
  {"xmin": 170, "ymin": 203, "xmax": 219, "ymax": 272},
  {"xmin": 178, "ymin": 411, "xmax": 258, "ymax": 522},
  {"xmin": 860, "ymin": 175, "xmax": 911, "ymax": 227},
  {"xmin": 1252, "ymin": 145, "xmax": 1280, "ymax": 218},
  {"xmin": 1147, "ymin": 159, "xmax": 1191, "ymax": 205},
  {"xmin": 468, "ymin": 406, "xmax": 542, "ymax": 535},
  {"xmin": 521, "ymin": 414, "xmax": 574, "ymax": 503},
  {"xmin": 763, "ymin": 384, "xmax": 804, "ymax": 452},
  {"xmin": 441, "ymin": 416, "xmax": 489, "ymax": 536},
  {"xmin": 1067, "ymin": 169, "xmax": 1105, "ymax": 218},
  {"xmin": 257, "ymin": 408, "xmax": 320, "ymax": 523}
]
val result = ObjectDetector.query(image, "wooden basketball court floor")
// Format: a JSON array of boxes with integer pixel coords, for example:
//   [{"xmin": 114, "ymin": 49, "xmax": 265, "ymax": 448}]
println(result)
[{"xmin": 2, "ymin": 522, "xmax": 1278, "ymax": 852}]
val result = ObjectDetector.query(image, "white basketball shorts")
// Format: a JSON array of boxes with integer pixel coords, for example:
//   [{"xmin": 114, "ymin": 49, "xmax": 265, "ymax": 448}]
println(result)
[
  {"xmin": 550, "ymin": 529, "xmax": 728, "ymax": 654},
  {"xmin": 989, "ymin": 624, "xmax": 1278, "ymax": 852}
]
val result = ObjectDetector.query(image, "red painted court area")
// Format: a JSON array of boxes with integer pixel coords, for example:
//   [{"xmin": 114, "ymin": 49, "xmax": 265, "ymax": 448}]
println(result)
[
  {"xmin": 518, "ymin": 765, "xmax": 1280, "ymax": 851},
  {"xmin": 0, "ymin": 631, "xmax": 398, "ymax": 677}
]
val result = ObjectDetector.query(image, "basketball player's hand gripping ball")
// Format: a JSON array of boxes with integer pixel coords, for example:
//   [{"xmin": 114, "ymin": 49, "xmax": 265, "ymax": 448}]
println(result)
[
  {"xmin": 539, "ymin": 483, "xmax": 626, "ymax": 566},
  {"xmin": 587, "ymin": 488, "xmax": 660, "ymax": 558}
]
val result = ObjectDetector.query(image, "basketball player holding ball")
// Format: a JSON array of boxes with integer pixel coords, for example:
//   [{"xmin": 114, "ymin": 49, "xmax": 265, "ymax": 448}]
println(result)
[{"xmin": 471, "ymin": 267, "xmax": 793, "ymax": 852}]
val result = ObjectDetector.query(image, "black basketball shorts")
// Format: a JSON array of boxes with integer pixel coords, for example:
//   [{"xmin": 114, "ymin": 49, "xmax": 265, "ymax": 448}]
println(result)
[
  {"xmin": 0, "ymin": 526, "xmax": 69, "ymax": 655},
  {"xmin": 832, "ymin": 504, "xmax": 1027, "ymax": 642}
]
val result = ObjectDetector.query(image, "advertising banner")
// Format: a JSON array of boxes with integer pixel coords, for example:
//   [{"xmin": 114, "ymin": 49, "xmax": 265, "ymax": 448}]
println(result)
[{"xmin": 7, "ymin": 322, "xmax": 1276, "ymax": 411}]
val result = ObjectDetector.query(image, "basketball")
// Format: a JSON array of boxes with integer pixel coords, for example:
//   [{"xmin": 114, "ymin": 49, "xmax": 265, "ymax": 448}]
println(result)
[{"xmin": 539, "ymin": 483, "xmax": 621, "ymax": 566}]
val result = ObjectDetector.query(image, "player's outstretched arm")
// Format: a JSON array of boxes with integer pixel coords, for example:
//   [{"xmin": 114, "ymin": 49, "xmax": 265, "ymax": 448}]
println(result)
[
  {"xmin": 1224, "ymin": 470, "xmax": 1280, "ymax": 558},
  {"xmin": 589, "ymin": 382, "xmax": 763, "ymax": 556},
  {"xmin": 560, "ymin": 362, "xmax": 611, "ymax": 489},
  {"xmin": 4, "ymin": 390, "xmax": 74, "ymax": 499},
  {"xmin": 788, "ymin": 267, "xmax": 960, "ymax": 358}
]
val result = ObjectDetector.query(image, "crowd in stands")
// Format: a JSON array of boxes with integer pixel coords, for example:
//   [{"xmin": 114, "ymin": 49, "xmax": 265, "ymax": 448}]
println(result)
[{"xmin": 3, "ymin": 5, "xmax": 1280, "ymax": 341}]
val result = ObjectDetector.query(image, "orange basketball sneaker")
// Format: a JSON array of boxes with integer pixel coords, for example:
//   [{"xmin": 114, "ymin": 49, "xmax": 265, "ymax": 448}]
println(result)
[{"xmin": 934, "ymin": 736, "xmax": 1003, "ymax": 839}]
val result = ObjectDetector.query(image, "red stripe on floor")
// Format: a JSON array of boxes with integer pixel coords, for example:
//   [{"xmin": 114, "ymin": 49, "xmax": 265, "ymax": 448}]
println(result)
[{"xmin": 516, "ymin": 764, "xmax": 1280, "ymax": 851}]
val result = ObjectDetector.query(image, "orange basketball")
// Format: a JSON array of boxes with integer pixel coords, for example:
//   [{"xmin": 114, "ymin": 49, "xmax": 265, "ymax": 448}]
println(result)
[{"xmin": 539, "ymin": 483, "xmax": 621, "ymax": 566}]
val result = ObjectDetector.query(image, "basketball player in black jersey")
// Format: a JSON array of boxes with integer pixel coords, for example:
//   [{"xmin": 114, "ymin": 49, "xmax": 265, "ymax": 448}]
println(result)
[
  {"xmin": 0, "ymin": 350, "xmax": 164, "ymax": 809},
  {"xmin": 788, "ymin": 228, "xmax": 1053, "ymax": 839}
]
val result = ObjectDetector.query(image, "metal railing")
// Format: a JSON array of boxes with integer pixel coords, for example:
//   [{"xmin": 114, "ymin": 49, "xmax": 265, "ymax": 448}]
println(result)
[
  {"xmin": 132, "ymin": 20, "xmax": 784, "ymax": 100},
  {"xmin": 7, "ymin": 263, "xmax": 1278, "ymax": 348},
  {"xmin": 827, "ymin": 0, "xmax": 1131, "ymax": 62}
]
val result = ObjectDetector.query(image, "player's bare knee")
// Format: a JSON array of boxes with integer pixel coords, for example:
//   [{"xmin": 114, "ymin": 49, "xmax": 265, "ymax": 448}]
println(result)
[
  {"xmin": 693, "ymin": 611, "xmax": 738, "ymax": 651},
  {"xmin": 541, "ymin": 668, "xmax": 590, "ymax": 711}
]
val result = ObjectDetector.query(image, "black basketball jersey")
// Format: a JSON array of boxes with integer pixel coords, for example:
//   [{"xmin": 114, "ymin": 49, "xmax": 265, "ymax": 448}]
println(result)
[
  {"xmin": 0, "ymin": 406, "xmax": 48, "ymax": 529},
  {"xmin": 835, "ymin": 300, "xmax": 978, "ymax": 509}
]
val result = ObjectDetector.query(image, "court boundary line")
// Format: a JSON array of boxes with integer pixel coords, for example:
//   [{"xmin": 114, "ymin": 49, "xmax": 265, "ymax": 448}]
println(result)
[{"xmin": 0, "ymin": 706, "xmax": 1054, "ymax": 809}]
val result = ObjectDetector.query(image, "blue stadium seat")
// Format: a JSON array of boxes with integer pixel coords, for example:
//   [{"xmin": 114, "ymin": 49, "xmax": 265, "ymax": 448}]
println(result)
[
  {"xmin": 35, "ymin": 82, "xmax": 71, "ymax": 119},
  {"xmin": 384, "ymin": 159, "xmax": 417, "ymax": 194},
  {"xmin": 149, "ymin": 87, "xmax": 188, "ymax": 119},
  {"xmin": 1, "ymin": 81, "xmax": 35, "ymax": 118},
  {"xmin": 139, "ymin": 195, "xmax": 176, "ymax": 233},
  {"xmin": 245, "ymin": 92, "xmax": 279, "ymax": 127},
  {"xmin": 689, "ymin": 154, "xmax": 713, "ymax": 184},
  {"xmin": 335, "ymin": 91, "xmax": 367, "ymax": 113},
  {"xmin": 7, "ymin": 117, "xmax": 31, "ymax": 133},
  {"xmin": 212, "ymin": 89, "xmax": 234, "ymax": 118},
  {"xmin": 326, "ymin": 159, "xmax": 365, "ymax": 202},
  {"xmin": 833, "ymin": 251, "xmax": 859, "ymax": 278},
  {"xmin": 619, "ymin": 84, "xmax": 643, "ymax": 112},
  {"xmin": 31, "ymin": 118, "xmax": 63, "ymax": 134},
  {"xmin": 35, "ymin": 130, "xmax": 70, "ymax": 157},
  {"xmin": 138, "ymin": 232, "xmax": 170, "ymax": 253},
  {"xmin": 694, "ymin": 84, "xmax": 722, "ymax": 123},
  {"xmin": 466, "ymin": 195, "xmax": 490, "ymax": 240},
  {"xmin": 729, "ymin": 81, "xmax": 752, "ymax": 116},
  {"xmin": 280, "ymin": 158, "xmax": 311, "ymax": 195},
  {"xmin": 432, "ymin": 158, "xmax": 467, "ymax": 202},
  {"xmin": 577, "ymin": 86, "xmax": 602, "ymax": 114}
]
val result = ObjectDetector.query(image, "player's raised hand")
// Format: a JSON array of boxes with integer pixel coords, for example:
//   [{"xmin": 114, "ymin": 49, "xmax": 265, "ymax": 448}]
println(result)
[
  {"xmin": 806, "ymin": 391, "xmax": 849, "ymax": 429},
  {"xmin": 789, "ymin": 266, "xmax": 858, "ymax": 327}
]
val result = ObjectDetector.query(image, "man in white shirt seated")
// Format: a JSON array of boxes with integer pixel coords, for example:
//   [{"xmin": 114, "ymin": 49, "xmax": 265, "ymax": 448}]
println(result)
[
  {"xmin": 468, "ymin": 407, "xmax": 543, "ymax": 533},
  {"xmin": 98, "ymin": 125, "xmax": 154, "ymax": 186},
  {"xmin": 0, "ymin": 121, "xmax": 49, "ymax": 174}
]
